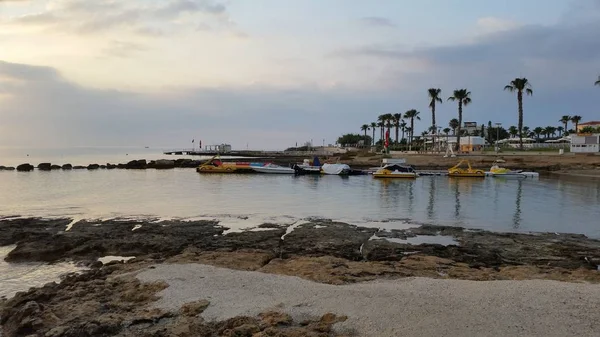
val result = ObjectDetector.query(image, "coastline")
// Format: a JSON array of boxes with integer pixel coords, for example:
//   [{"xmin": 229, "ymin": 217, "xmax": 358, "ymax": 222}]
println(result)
[{"xmin": 2, "ymin": 217, "xmax": 600, "ymax": 336}]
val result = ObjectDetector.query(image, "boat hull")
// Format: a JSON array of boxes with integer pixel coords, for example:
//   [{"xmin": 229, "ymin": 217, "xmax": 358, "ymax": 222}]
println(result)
[{"xmin": 253, "ymin": 167, "xmax": 295, "ymax": 174}]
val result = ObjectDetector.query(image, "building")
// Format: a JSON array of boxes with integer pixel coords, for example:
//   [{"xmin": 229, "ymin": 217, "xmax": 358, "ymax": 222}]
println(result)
[
  {"xmin": 204, "ymin": 144, "xmax": 232, "ymax": 153},
  {"xmin": 441, "ymin": 136, "xmax": 486, "ymax": 152},
  {"xmin": 463, "ymin": 122, "xmax": 479, "ymax": 135},
  {"xmin": 576, "ymin": 121, "xmax": 600, "ymax": 132},
  {"xmin": 570, "ymin": 134, "xmax": 600, "ymax": 153}
]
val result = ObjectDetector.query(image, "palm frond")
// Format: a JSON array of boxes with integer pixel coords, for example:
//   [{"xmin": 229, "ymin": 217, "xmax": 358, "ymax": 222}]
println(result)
[
  {"xmin": 525, "ymin": 88, "xmax": 533, "ymax": 96},
  {"xmin": 595, "ymin": 76, "xmax": 600, "ymax": 86}
]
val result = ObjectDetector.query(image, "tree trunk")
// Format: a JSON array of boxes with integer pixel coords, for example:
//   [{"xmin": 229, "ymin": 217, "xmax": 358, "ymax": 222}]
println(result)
[
  {"xmin": 372, "ymin": 128, "xmax": 375, "ymax": 147},
  {"xmin": 401, "ymin": 128, "xmax": 405, "ymax": 150},
  {"xmin": 431, "ymin": 103, "xmax": 436, "ymax": 134},
  {"xmin": 518, "ymin": 90, "xmax": 524, "ymax": 150},
  {"xmin": 410, "ymin": 118, "xmax": 415, "ymax": 152},
  {"xmin": 395, "ymin": 126, "xmax": 399, "ymax": 144},
  {"xmin": 456, "ymin": 102, "xmax": 462, "ymax": 151}
]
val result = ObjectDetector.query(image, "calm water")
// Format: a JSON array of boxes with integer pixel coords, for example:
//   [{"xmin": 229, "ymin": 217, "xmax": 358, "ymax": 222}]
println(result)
[{"xmin": 1, "ymin": 168, "xmax": 599, "ymax": 237}]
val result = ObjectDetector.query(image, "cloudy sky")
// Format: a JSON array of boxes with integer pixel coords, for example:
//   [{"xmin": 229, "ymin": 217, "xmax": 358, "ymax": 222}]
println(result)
[{"xmin": 1, "ymin": 0, "xmax": 599, "ymax": 149}]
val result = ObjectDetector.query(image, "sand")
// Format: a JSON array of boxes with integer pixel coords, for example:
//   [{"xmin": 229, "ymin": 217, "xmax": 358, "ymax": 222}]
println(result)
[{"xmin": 137, "ymin": 263, "xmax": 600, "ymax": 337}]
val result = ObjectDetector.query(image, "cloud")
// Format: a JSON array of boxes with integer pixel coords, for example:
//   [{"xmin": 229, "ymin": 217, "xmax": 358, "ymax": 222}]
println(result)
[
  {"xmin": 102, "ymin": 41, "xmax": 149, "ymax": 58},
  {"xmin": 475, "ymin": 17, "xmax": 521, "ymax": 34},
  {"xmin": 1, "ymin": 0, "xmax": 238, "ymax": 36},
  {"xmin": 359, "ymin": 16, "xmax": 396, "ymax": 28},
  {"xmin": 0, "ymin": 60, "xmax": 382, "ymax": 149}
]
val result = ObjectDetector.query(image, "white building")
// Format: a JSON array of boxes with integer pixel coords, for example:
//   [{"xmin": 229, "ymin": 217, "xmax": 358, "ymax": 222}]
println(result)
[{"xmin": 570, "ymin": 134, "xmax": 600, "ymax": 153}]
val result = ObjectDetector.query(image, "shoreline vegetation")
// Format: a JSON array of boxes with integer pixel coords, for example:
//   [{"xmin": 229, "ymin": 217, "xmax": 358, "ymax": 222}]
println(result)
[
  {"xmin": 2, "ymin": 217, "xmax": 600, "ymax": 336},
  {"xmin": 1, "ymin": 152, "xmax": 600, "ymax": 175}
]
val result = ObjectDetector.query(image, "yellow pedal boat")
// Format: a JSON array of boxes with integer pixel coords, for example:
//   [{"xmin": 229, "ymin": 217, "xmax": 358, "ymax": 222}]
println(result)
[
  {"xmin": 196, "ymin": 156, "xmax": 256, "ymax": 173},
  {"xmin": 373, "ymin": 164, "xmax": 419, "ymax": 178},
  {"xmin": 448, "ymin": 160, "xmax": 485, "ymax": 178}
]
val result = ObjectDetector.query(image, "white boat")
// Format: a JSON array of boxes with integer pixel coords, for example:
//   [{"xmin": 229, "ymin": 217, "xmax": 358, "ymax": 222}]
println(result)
[
  {"xmin": 252, "ymin": 163, "xmax": 295, "ymax": 174},
  {"xmin": 488, "ymin": 160, "xmax": 539, "ymax": 178},
  {"xmin": 321, "ymin": 163, "xmax": 351, "ymax": 175},
  {"xmin": 373, "ymin": 164, "xmax": 419, "ymax": 178}
]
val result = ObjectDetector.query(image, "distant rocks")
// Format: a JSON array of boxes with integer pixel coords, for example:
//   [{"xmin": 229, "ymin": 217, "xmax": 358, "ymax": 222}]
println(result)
[
  {"xmin": 106, "ymin": 163, "xmax": 117, "ymax": 169},
  {"xmin": 0, "ymin": 165, "xmax": 15, "ymax": 171},
  {"xmin": 154, "ymin": 159, "xmax": 175, "ymax": 169},
  {"xmin": 73, "ymin": 166, "xmax": 86, "ymax": 170},
  {"xmin": 16, "ymin": 163, "xmax": 34, "ymax": 172},
  {"xmin": 87, "ymin": 164, "xmax": 100, "ymax": 170},
  {"xmin": 126, "ymin": 159, "xmax": 147, "ymax": 169},
  {"xmin": 62, "ymin": 164, "xmax": 72, "ymax": 170},
  {"xmin": 51, "ymin": 165, "xmax": 61, "ymax": 170},
  {"xmin": 38, "ymin": 163, "xmax": 52, "ymax": 171}
]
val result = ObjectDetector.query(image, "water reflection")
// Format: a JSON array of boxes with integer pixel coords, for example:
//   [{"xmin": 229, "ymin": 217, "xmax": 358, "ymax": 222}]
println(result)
[
  {"xmin": 512, "ymin": 180, "xmax": 523, "ymax": 229},
  {"xmin": 452, "ymin": 178, "xmax": 461, "ymax": 219},
  {"xmin": 427, "ymin": 178, "xmax": 436, "ymax": 219}
]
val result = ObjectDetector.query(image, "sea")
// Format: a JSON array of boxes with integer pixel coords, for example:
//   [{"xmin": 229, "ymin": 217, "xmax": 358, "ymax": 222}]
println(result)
[{"xmin": 1, "ymin": 146, "xmax": 600, "ymax": 298}]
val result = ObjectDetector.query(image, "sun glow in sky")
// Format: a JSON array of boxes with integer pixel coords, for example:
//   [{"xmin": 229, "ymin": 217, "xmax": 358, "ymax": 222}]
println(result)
[{"xmin": 1, "ymin": 0, "xmax": 599, "ymax": 149}]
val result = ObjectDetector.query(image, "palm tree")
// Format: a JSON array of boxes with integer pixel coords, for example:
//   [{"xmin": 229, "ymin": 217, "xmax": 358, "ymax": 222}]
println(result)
[
  {"xmin": 447, "ymin": 89, "xmax": 472, "ymax": 151},
  {"xmin": 504, "ymin": 78, "xmax": 533, "ymax": 150},
  {"xmin": 393, "ymin": 113, "xmax": 402, "ymax": 143},
  {"xmin": 508, "ymin": 126, "xmax": 518, "ymax": 138},
  {"xmin": 370, "ymin": 122, "xmax": 377, "ymax": 145},
  {"xmin": 557, "ymin": 126, "xmax": 564, "ymax": 137},
  {"xmin": 443, "ymin": 128, "xmax": 451, "ymax": 135},
  {"xmin": 377, "ymin": 115, "xmax": 386, "ymax": 142},
  {"xmin": 559, "ymin": 115, "xmax": 571, "ymax": 131},
  {"xmin": 428, "ymin": 88, "xmax": 442, "ymax": 134},
  {"xmin": 449, "ymin": 118, "xmax": 459, "ymax": 135},
  {"xmin": 571, "ymin": 115, "xmax": 582, "ymax": 133},
  {"xmin": 403, "ymin": 109, "xmax": 421, "ymax": 150},
  {"xmin": 533, "ymin": 127, "xmax": 543, "ymax": 141},
  {"xmin": 544, "ymin": 126, "xmax": 557, "ymax": 138},
  {"xmin": 595, "ymin": 75, "xmax": 600, "ymax": 86},
  {"xmin": 523, "ymin": 126, "xmax": 530, "ymax": 136},
  {"xmin": 361, "ymin": 124, "xmax": 369, "ymax": 146},
  {"xmin": 400, "ymin": 120, "xmax": 407, "ymax": 147}
]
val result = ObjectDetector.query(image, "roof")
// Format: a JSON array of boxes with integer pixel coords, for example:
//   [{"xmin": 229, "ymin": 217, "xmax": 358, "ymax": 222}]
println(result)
[{"xmin": 579, "ymin": 121, "xmax": 600, "ymax": 126}]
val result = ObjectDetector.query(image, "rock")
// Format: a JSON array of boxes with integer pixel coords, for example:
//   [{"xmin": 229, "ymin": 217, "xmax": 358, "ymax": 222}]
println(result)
[
  {"xmin": 155, "ymin": 159, "xmax": 175, "ymax": 169},
  {"xmin": 61, "ymin": 164, "xmax": 73, "ymax": 170},
  {"xmin": 100, "ymin": 165, "xmax": 107, "ymax": 169},
  {"xmin": 5, "ymin": 166, "xmax": 15, "ymax": 170},
  {"xmin": 38, "ymin": 163, "xmax": 52, "ymax": 171},
  {"xmin": 146, "ymin": 161, "xmax": 156, "ymax": 169},
  {"xmin": 117, "ymin": 164, "xmax": 126, "ymax": 169},
  {"xmin": 0, "ymin": 165, "xmax": 5, "ymax": 170},
  {"xmin": 1, "ymin": 301, "xmax": 46, "ymax": 336},
  {"xmin": 126, "ymin": 160, "xmax": 147, "ymax": 169},
  {"xmin": 51, "ymin": 165, "xmax": 61, "ymax": 170},
  {"xmin": 73, "ymin": 166, "xmax": 86, "ymax": 169},
  {"xmin": 106, "ymin": 163, "xmax": 117, "ymax": 169},
  {"xmin": 17, "ymin": 163, "xmax": 34, "ymax": 171},
  {"xmin": 180, "ymin": 300, "xmax": 210, "ymax": 317},
  {"xmin": 87, "ymin": 164, "xmax": 100, "ymax": 170},
  {"xmin": 258, "ymin": 311, "xmax": 292, "ymax": 327}
]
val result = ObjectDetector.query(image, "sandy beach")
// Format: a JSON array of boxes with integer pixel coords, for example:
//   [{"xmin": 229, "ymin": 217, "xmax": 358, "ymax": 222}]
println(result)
[{"xmin": 138, "ymin": 263, "xmax": 600, "ymax": 337}]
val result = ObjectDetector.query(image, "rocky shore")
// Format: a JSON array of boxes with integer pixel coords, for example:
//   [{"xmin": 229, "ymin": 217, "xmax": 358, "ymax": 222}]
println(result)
[{"xmin": 1, "ymin": 217, "xmax": 600, "ymax": 336}]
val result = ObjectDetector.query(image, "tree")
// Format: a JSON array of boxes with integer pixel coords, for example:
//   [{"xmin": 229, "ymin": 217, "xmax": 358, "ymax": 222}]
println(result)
[
  {"xmin": 337, "ymin": 133, "xmax": 371, "ymax": 147},
  {"xmin": 400, "ymin": 120, "xmax": 407, "ymax": 143},
  {"xmin": 449, "ymin": 118, "xmax": 459, "ymax": 135},
  {"xmin": 571, "ymin": 115, "xmax": 582, "ymax": 133},
  {"xmin": 377, "ymin": 115, "xmax": 386, "ymax": 142},
  {"xmin": 443, "ymin": 128, "xmax": 451, "ymax": 135},
  {"xmin": 559, "ymin": 115, "xmax": 571, "ymax": 131},
  {"xmin": 360, "ymin": 124, "xmax": 370, "ymax": 146},
  {"xmin": 533, "ymin": 127, "xmax": 544, "ymax": 141},
  {"xmin": 403, "ymin": 109, "xmax": 421, "ymax": 150},
  {"xmin": 428, "ymin": 88, "xmax": 442, "ymax": 134},
  {"xmin": 595, "ymin": 75, "xmax": 600, "ymax": 86},
  {"xmin": 393, "ymin": 113, "xmax": 402, "ymax": 143},
  {"xmin": 504, "ymin": 78, "xmax": 533, "ymax": 150},
  {"xmin": 385, "ymin": 114, "xmax": 394, "ymax": 144},
  {"xmin": 557, "ymin": 126, "xmax": 564, "ymax": 137},
  {"xmin": 370, "ymin": 122, "xmax": 377, "ymax": 146},
  {"xmin": 580, "ymin": 126, "xmax": 596, "ymax": 133},
  {"xmin": 447, "ymin": 89, "xmax": 472, "ymax": 151},
  {"xmin": 544, "ymin": 126, "xmax": 557, "ymax": 138},
  {"xmin": 523, "ymin": 126, "xmax": 530, "ymax": 136},
  {"xmin": 508, "ymin": 126, "xmax": 518, "ymax": 138}
]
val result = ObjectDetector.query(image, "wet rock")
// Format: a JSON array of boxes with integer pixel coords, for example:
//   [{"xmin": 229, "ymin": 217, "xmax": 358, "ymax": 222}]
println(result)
[
  {"xmin": 99, "ymin": 165, "xmax": 107, "ymax": 169},
  {"xmin": 126, "ymin": 159, "xmax": 147, "ymax": 169},
  {"xmin": 117, "ymin": 163, "xmax": 126, "ymax": 169},
  {"xmin": 61, "ymin": 164, "xmax": 73, "ymax": 170},
  {"xmin": 0, "ymin": 165, "xmax": 5, "ymax": 170},
  {"xmin": 51, "ymin": 165, "xmax": 62, "ymax": 170},
  {"xmin": 38, "ymin": 163, "xmax": 52, "ymax": 171},
  {"xmin": 16, "ymin": 163, "xmax": 34, "ymax": 171},
  {"xmin": 73, "ymin": 165, "xmax": 86, "ymax": 169},
  {"xmin": 1, "ymin": 301, "xmax": 47, "ymax": 337},
  {"xmin": 87, "ymin": 164, "xmax": 100, "ymax": 170},
  {"xmin": 106, "ymin": 163, "xmax": 117, "ymax": 169},
  {"xmin": 155, "ymin": 159, "xmax": 175, "ymax": 169},
  {"xmin": 5, "ymin": 166, "xmax": 15, "ymax": 170}
]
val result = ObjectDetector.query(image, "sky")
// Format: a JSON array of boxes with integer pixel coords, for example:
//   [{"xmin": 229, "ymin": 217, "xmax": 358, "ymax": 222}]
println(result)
[{"xmin": 1, "ymin": 0, "xmax": 600, "ymax": 150}]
